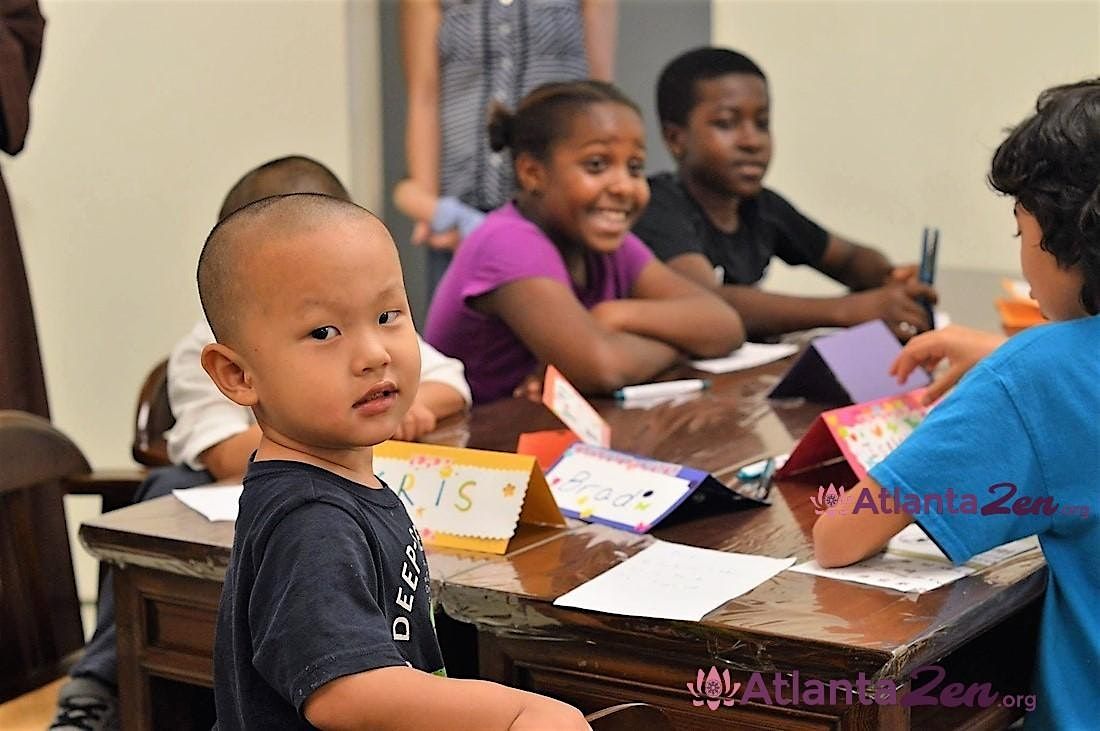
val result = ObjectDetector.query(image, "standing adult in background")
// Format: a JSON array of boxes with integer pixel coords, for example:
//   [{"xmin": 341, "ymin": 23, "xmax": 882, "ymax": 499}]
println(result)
[
  {"xmin": 400, "ymin": 0, "xmax": 617, "ymax": 292},
  {"xmin": 0, "ymin": 0, "xmax": 47, "ymax": 417}
]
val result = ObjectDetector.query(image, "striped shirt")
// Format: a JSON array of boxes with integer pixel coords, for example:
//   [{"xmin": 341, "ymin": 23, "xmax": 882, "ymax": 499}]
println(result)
[{"xmin": 438, "ymin": 0, "xmax": 589, "ymax": 210}]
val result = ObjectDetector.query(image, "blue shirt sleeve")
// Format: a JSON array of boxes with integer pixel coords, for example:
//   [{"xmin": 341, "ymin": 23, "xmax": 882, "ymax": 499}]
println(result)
[{"xmin": 870, "ymin": 363, "xmax": 1052, "ymax": 564}]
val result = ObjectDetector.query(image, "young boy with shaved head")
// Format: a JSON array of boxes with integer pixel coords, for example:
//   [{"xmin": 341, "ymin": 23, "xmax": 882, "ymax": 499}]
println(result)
[
  {"xmin": 49, "ymin": 157, "xmax": 471, "ymax": 731},
  {"xmin": 200, "ymin": 195, "xmax": 588, "ymax": 730}
]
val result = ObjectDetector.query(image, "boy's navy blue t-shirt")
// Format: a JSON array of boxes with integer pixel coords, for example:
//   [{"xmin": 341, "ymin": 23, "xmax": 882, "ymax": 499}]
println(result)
[
  {"xmin": 633, "ymin": 172, "xmax": 829, "ymax": 285},
  {"xmin": 213, "ymin": 459, "xmax": 444, "ymax": 730}
]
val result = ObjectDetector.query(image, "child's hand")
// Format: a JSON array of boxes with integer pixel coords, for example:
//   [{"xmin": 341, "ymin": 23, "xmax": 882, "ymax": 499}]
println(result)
[
  {"xmin": 411, "ymin": 221, "xmax": 462, "ymax": 251},
  {"xmin": 512, "ymin": 365, "xmax": 546, "ymax": 402},
  {"xmin": 841, "ymin": 278, "xmax": 937, "ymax": 339},
  {"xmin": 508, "ymin": 696, "xmax": 591, "ymax": 730},
  {"xmin": 890, "ymin": 324, "xmax": 1006, "ymax": 404},
  {"xmin": 392, "ymin": 401, "xmax": 438, "ymax": 441},
  {"xmin": 588, "ymin": 299, "xmax": 629, "ymax": 332}
]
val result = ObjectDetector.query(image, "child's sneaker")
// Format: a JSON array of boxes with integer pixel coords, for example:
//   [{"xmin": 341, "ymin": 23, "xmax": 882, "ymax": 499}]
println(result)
[{"xmin": 49, "ymin": 676, "xmax": 119, "ymax": 731}]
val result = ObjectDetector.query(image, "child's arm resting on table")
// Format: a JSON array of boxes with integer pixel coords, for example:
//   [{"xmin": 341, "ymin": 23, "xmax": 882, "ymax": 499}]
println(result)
[
  {"xmin": 480, "ymin": 278, "xmax": 680, "ymax": 394},
  {"xmin": 589, "ymin": 259, "xmax": 745, "ymax": 358},
  {"xmin": 812, "ymin": 475, "xmax": 914, "ymax": 568},
  {"xmin": 304, "ymin": 666, "xmax": 590, "ymax": 731},
  {"xmin": 814, "ymin": 234, "xmax": 894, "ymax": 291},
  {"xmin": 662, "ymin": 249, "xmax": 935, "ymax": 341}
]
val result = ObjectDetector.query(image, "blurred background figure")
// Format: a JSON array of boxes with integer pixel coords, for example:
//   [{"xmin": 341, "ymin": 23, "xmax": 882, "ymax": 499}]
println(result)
[
  {"xmin": 0, "ymin": 0, "xmax": 47, "ymax": 417},
  {"xmin": 399, "ymin": 0, "xmax": 617, "ymax": 292}
]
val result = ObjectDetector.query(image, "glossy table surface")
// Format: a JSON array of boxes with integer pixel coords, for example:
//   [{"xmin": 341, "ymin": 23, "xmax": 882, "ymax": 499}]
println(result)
[{"xmin": 81, "ymin": 267, "xmax": 1043, "ymax": 687}]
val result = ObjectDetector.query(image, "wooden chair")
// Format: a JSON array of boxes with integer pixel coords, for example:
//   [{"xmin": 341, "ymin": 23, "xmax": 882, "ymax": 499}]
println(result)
[
  {"xmin": 131, "ymin": 357, "xmax": 173, "ymax": 468},
  {"xmin": 0, "ymin": 411, "xmax": 144, "ymax": 711},
  {"xmin": 585, "ymin": 702, "xmax": 674, "ymax": 731}
]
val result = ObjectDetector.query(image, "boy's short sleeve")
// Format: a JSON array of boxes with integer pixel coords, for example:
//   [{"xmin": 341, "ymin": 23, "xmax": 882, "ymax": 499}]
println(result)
[
  {"xmin": 418, "ymin": 336, "xmax": 472, "ymax": 406},
  {"xmin": 249, "ymin": 502, "xmax": 408, "ymax": 710},
  {"xmin": 632, "ymin": 175, "xmax": 705, "ymax": 262},
  {"xmin": 870, "ymin": 364, "xmax": 1052, "ymax": 563},
  {"xmin": 456, "ymin": 222, "xmax": 571, "ymax": 302},
  {"xmin": 757, "ymin": 191, "xmax": 830, "ymax": 268}
]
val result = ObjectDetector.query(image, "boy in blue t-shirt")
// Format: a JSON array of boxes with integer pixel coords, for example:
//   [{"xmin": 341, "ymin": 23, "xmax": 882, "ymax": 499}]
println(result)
[
  {"xmin": 814, "ymin": 80, "xmax": 1100, "ymax": 729},
  {"xmin": 198, "ymin": 194, "xmax": 588, "ymax": 730}
]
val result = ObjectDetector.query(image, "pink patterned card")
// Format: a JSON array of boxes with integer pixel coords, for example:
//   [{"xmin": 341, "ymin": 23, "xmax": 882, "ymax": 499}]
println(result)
[{"xmin": 778, "ymin": 390, "xmax": 929, "ymax": 484}]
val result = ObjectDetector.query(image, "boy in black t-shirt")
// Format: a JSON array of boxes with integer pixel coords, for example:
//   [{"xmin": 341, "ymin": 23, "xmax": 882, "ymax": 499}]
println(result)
[
  {"xmin": 633, "ymin": 47, "xmax": 937, "ymax": 340},
  {"xmin": 198, "ymin": 194, "xmax": 588, "ymax": 730}
]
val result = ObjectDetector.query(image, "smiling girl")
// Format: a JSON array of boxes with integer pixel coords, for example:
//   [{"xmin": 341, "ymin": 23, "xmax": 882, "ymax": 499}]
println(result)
[{"xmin": 425, "ymin": 80, "xmax": 744, "ymax": 404}]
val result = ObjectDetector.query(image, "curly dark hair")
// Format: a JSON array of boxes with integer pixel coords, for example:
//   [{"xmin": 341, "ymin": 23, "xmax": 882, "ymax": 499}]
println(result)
[{"xmin": 989, "ymin": 79, "xmax": 1100, "ymax": 315}]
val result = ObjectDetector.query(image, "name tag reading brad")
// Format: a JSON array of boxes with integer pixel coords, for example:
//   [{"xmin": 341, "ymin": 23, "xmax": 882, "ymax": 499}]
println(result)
[
  {"xmin": 547, "ymin": 443, "xmax": 752, "ymax": 533},
  {"xmin": 375, "ymin": 441, "xmax": 566, "ymax": 554}
]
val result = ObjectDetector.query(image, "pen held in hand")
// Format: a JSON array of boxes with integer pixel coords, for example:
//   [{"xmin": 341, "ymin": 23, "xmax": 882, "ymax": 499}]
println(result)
[{"xmin": 919, "ymin": 226, "xmax": 940, "ymax": 331}]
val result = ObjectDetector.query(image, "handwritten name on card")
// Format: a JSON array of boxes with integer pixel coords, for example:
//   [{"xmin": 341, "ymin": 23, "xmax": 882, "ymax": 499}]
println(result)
[
  {"xmin": 375, "ymin": 442, "xmax": 531, "ymax": 543},
  {"xmin": 546, "ymin": 443, "xmax": 691, "ymax": 532}
]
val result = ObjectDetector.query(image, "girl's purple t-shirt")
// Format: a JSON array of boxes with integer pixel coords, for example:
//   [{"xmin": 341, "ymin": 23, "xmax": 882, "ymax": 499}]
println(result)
[{"xmin": 424, "ymin": 203, "xmax": 654, "ymax": 404}]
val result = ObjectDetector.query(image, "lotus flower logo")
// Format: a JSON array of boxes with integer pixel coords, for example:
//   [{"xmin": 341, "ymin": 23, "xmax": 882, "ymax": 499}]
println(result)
[
  {"xmin": 811, "ymin": 484, "xmax": 846, "ymax": 515},
  {"xmin": 687, "ymin": 666, "xmax": 739, "ymax": 710}
]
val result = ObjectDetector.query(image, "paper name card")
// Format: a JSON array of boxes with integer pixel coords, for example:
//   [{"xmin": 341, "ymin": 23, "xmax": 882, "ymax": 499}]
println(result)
[
  {"xmin": 768, "ymin": 320, "xmax": 929, "ymax": 405},
  {"xmin": 542, "ymin": 365, "xmax": 610, "ymax": 447},
  {"xmin": 546, "ymin": 442, "xmax": 767, "ymax": 534},
  {"xmin": 778, "ymin": 390, "xmax": 928, "ymax": 483},
  {"xmin": 375, "ymin": 441, "xmax": 566, "ymax": 554}
]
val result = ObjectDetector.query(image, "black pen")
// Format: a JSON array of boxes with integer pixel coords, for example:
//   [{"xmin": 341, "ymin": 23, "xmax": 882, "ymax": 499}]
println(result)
[{"xmin": 919, "ymin": 227, "xmax": 939, "ymax": 331}]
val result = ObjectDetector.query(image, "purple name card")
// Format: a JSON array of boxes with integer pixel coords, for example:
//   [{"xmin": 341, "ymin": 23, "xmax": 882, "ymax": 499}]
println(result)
[{"xmin": 769, "ymin": 320, "xmax": 929, "ymax": 405}]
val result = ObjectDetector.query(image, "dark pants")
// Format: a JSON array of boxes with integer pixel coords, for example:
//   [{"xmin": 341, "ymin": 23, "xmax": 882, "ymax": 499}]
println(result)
[{"xmin": 70, "ymin": 465, "xmax": 214, "ymax": 687}]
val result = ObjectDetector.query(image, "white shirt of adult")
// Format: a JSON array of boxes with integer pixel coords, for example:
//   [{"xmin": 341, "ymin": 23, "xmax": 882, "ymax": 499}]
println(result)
[{"xmin": 165, "ymin": 320, "xmax": 472, "ymax": 470}]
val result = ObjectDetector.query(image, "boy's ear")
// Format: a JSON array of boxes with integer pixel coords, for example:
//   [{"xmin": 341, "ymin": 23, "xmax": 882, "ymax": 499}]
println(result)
[
  {"xmin": 201, "ymin": 342, "xmax": 258, "ymax": 407},
  {"xmin": 514, "ymin": 152, "xmax": 547, "ymax": 196},
  {"xmin": 661, "ymin": 122, "xmax": 687, "ymax": 162}
]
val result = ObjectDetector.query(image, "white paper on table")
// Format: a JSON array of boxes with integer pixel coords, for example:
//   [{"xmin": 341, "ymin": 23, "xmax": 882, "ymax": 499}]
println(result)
[
  {"xmin": 886, "ymin": 523, "xmax": 1040, "ymax": 570},
  {"xmin": 789, "ymin": 553, "xmax": 975, "ymax": 594},
  {"xmin": 173, "ymin": 485, "xmax": 243, "ymax": 522},
  {"xmin": 553, "ymin": 541, "xmax": 795, "ymax": 621},
  {"xmin": 691, "ymin": 342, "xmax": 798, "ymax": 374}
]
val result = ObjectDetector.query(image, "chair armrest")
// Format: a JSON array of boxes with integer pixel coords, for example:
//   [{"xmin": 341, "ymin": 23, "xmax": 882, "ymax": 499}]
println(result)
[{"xmin": 63, "ymin": 469, "xmax": 145, "ymax": 513}]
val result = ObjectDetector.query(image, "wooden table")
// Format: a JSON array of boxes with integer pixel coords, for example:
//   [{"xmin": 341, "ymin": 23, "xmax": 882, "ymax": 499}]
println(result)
[{"xmin": 81, "ymin": 269, "xmax": 1044, "ymax": 729}]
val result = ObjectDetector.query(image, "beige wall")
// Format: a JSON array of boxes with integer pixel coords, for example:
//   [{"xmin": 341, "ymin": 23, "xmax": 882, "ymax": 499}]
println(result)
[
  {"xmin": 8, "ymin": 0, "xmax": 381, "ymax": 472},
  {"xmin": 6, "ymin": 0, "xmax": 381, "ymax": 607},
  {"xmin": 712, "ymin": 0, "xmax": 1100, "ymax": 297}
]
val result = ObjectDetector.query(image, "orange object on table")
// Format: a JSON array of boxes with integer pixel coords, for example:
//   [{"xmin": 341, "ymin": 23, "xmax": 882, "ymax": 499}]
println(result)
[{"xmin": 516, "ymin": 429, "xmax": 580, "ymax": 472}]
